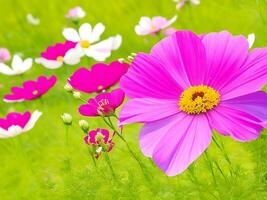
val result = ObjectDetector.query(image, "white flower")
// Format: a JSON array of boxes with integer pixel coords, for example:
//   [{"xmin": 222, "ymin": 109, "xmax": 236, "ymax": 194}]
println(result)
[
  {"xmin": 63, "ymin": 23, "xmax": 122, "ymax": 61},
  {"xmin": 247, "ymin": 33, "xmax": 255, "ymax": 49},
  {"xmin": 27, "ymin": 13, "xmax": 40, "ymax": 25},
  {"xmin": 0, "ymin": 110, "xmax": 42, "ymax": 139},
  {"xmin": 0, "ymin": 55, "xmax": 32, "ymax": 75},
  {"xmin": 174, "ymin": 0, "xmax": 200, "ymax": 10},
  {"xmin": 135, "ymin": 15, "xmax": 177, "ymax": 36},
  {"xmin": 65, "ymin": 6, "xmax": 86, "ymax": 20}
]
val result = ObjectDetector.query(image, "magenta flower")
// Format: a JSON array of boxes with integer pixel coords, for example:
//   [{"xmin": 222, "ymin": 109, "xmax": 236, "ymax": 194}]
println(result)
[
  {"xmin": 36, "ymin": 41, "xmax": 81, "ymax": 69},
  {"xmin": 84, "ymin": 128, "xmax": 114, "ymax": 158},
  {"xmin": 0, "ymin": 110, "xmax": 42, "ymax": 138},
  {"xmin": 119, "ymin": 31, "xmax": 267, "ymax": 176},
  {"xmin": 68, "ymin": 61, "xmax": 129, "ymax": 93},
  {"xmin": 79, "ymin": 89, "xmax": 125, "ymax": 117},
  {"xmin": 4, "ymin": 75, "xmax": 57, "ymax": 102}
]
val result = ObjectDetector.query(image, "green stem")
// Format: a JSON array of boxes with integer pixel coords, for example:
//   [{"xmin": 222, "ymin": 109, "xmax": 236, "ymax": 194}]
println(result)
[
  {"xmin": 204, "ymin": 151, "xmax": 217, "ymax": 185},
  {"xmin": 87, "ymin": 146, "xmax": 97, "ymax": 168},
  {"xmin": 102, "ymin": 116, "xmax": 151, "ymax": 182},
  {"xmin": 104, "ymin": 153, "xmax": 116, "ymax": 180}
]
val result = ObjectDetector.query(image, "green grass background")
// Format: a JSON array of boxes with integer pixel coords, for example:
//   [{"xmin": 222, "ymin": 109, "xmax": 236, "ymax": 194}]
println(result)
[{"xmin": 1, "ymin": 0, "xmax": 267, "ymax": 199}]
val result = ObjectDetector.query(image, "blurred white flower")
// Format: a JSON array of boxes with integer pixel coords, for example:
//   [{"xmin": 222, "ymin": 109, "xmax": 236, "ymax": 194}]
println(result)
[
  {"xmin": 163, "ymin": 27, "xmax": 177, "ymax": 37},
  {"xmin": 0, "ymin": 55, "xmax": 32, "ymax": 75},
  {"xmin": 247, "ymin": 33, "xmax": 255, "ymax": 49},
  {"xmin": 135, "ymin": 15, "xmax": 177, "ymax": 36},
  {"xmin": 174, "ymin": 0, "xmax": 200, "ymax": 10},
  {"xmin": 27, "ymin": 13, "xmax": 40, "ymax": 25},
  {"xmin": 65, "ymin": 6, "xmax": 86, "ymax": 20},
  {"xmin": 62, "ymin": 22, "xmax": 122, "ymax": 61}
]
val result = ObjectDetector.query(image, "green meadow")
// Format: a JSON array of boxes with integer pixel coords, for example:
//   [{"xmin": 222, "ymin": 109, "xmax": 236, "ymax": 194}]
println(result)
[{"xmin": 0, "ymin": 0, "xmax": 267, "ymax": 199}]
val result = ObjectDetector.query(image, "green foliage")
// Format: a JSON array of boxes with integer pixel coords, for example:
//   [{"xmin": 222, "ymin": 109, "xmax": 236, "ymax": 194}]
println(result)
[{"xmin": 0, "ymin": 0, "xmax": 267, "ymax": 199}]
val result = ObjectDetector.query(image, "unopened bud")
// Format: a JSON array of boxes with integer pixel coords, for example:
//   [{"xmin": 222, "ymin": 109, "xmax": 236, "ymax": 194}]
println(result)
[
  {"xmin": 61, "ymin": 113, "xmax": 72, "ymax": 125},
  {"xmin": 64, "ymin": 83, "xmax": 73, "ymax": 92},
  {"xmin": 79, "ymin": 120, "xmax": 89, "ymax": 133},
  {"xmin": 73, "ymin": 91, "xmax": 81, "ymax": 99}
]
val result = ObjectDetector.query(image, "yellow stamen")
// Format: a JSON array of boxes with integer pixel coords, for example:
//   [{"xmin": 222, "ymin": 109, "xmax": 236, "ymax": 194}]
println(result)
[
  {"xmin": 151, "ymin": 25, "xmax": 157, "ymax": 30},
  {"xmin": 32, "ymin": 90, "xmax": 38, "ymax": 95},
  {"xmin": 80, "ymin": 40, "xmax": 90, "ymax": 48},
  {"xmin": 56, "ymin": 56, "xmax": 64, "ymax": 61},
  {"xmin": 178, "ymin": 85, "xmax": 220, "ymax": 115}
]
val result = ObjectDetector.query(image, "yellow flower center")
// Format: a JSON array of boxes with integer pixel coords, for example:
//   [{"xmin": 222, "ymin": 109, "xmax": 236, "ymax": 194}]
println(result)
[
  {"xmin": 80, "ymin": 40, "xmax": 90, "ymax": 48},
  {"xmin": 151, "ymin": 25, "xmax": 157, "ymax": 30},
  {"xmin": 56, "ymin": 56, "xmax": 64, "ymax": 61},
  {"xmin": 178, "ymin": 85, "xmax": 220, "ymax": 115},
  {"xmin": 32, "ymin": 90, "xmax": 38, "ymax": 95}
]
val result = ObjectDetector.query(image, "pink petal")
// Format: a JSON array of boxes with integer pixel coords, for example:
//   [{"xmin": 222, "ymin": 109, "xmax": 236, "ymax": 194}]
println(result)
[
  {"xmin": 151, "ymin": 114, "xmax": 212, "ymax": 176},
  {"xmin": 119, "ymin": 98, "xmax": 180, "ymax": 125},
  {"xmin": 120, "ymin": 53, "xmax": 182, "ymax": 99},
  {"xmin": 208, "ymin": 106, "xmax": 262, "ymax": 142},
  {"xmin": 219, "ymin": 48, "xmax": 267, "ymax": 99},
  {"xmin": 6, "ymin": 112, "xmax": 31, "ymax": 128},
  {"xmin": 201, "ymin": 31, "xmax": 249, "ymax": 91},
  {"xmin": 150, "ymin": 30, "xmax": 207, "ymax": 87},
  {"xmin": 222, "ymin": 91, "xmax": 267, "ymax": 126}
]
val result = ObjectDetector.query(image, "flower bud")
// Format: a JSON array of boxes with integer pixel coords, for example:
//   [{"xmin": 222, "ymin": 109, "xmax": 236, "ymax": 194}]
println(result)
[
  {"xmin": 73, "ymin": 91, "xmax": 81, "ymax": 99},
  {"xmin": 64, "ymin": 83, "xmax": 73, "ymax": 92},
  {"xmin": 79, "ymin": 120, "xmax": 89, "ymax": 133},
  {"xmin": 61, "ymin": 113, "xmax": 72, "ymax": 125}
]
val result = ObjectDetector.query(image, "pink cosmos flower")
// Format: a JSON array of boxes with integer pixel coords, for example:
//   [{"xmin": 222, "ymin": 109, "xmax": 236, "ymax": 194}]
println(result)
[
  {"xmin": 4, "ymin": 75, "xmax": 57, "ymax": 102},
  {"xmin": 84, "ymin": 128, "xmax": 114, "ymax": 158},
  {"xmin": 68, "ymin": 61, "xmax": 129, "ymax": 93},
  {"xmin": 65, "ymin": 6, "xmax": 86, "ymax": 20},
  {"xmin": 36, "ymin": 41, "xmax": 81, "ymax": 69},
  {"xmin": 119, "ymin": 30, "xmax": 267, "ymax": 176},
  {"xmin": 135, "ymin": 15, "xmax": 177, "ymax": 36},
  {"xmin": 0, "ymin": 48, "xmax": 11, "ymax": 63},
  {"xmin": 79, "ymin": 89, "xmax": 125, "ymax": 117},
  {"xmin": 0, "ymin": 110, "xmax": 42, "ymax": 138}
]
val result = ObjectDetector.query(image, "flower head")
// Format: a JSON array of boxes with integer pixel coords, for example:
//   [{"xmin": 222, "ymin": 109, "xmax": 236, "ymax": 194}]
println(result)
[
  {"xmin": 135, "ymin": 15, "xmax": 177, "ymax": 36},
  {"xmin": 68, "ymin": 61, "xmax": 129, "ymax": 93},
  {"xmin": 79, "ymin": 89, "xmax": 125, "ymax": 117},
  {"xmin": 62, "ymin": 22, "xmax": 122, "ymax": 61},
  {"xmin": 0, "ymin": 110, "xmax": 42, "ymax": 138},
  {"xmin": 27, "ymin": 13, "xmax": 40, "ymax": 25},
  {"xmin": 36, "ymin": 41, "xmax": 80, "ymax": 69},
  {"xmin": 119, "ymin": 30, "xmax": 267, "ymax": 176},
  {"xmin": 0, "ymin": 55, "xmax": 32, "ymax": 75},
  {"xmin": 84, "ymin": 128, "xmax": 114, "ymax": 158},
  {"xmin": 174, "ymin": 0, "xmax": 200, "ymax": 10},
  {"xmin": 65, "ymin": 6, "xmax": 86, "ymax": 20},
  {"xmin": 61, "ymin": 113, "xmax": 73, "ymax": 125},
  {"xmin": 0, "ymin": 48, "xmax": 11, "ymax": 63},
  {"xmin": 4, "ymin": 75, "xmax": 57, "ymax": 102}
]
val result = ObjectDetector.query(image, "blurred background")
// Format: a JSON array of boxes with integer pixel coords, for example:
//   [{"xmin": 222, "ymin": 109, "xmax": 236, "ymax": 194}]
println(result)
[{"xmin": 0, "ymin": 0, "xmax": 267, "ymax": 199}]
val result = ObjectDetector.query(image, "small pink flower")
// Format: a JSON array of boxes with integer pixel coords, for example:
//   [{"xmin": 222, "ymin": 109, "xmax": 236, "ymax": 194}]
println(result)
[
  {"xmin": 84, "ymin": 128, "xmax": 114, "ymax": 158},
  {"xmin": 0, "ymin": 110, "xmax": 42, "ymax": 138},
  {"xmin": 36, "ymin": 41, "xmax": 81, "ymax": 69},
  {"xmin": 4, "ymin": 75, "xmax": 57, "ymax": 102},
  {"xmin": 0, "ymin": 48, "xmax": 11, "ymax": 63},
  {"xmin": 135, "ymin": 15, "xmax": 177, "ymax": 36},
  {"xmin": 174, "ymin": 0, "xmax": 200, "ymax": 10},
  {"xmin": 65, "ymin": 6, "xmax": 86, "ymax": 20},
  {"xmin": 79, "ymin": 89, "xmax": 125, "ymax": 117},
  {"xmin": 68, "ymin": 61, "xmax": 129, "ymax": 93},
  {"xmin": 164, "ymin": 27, "xmax": 177, "ymax": 37}
]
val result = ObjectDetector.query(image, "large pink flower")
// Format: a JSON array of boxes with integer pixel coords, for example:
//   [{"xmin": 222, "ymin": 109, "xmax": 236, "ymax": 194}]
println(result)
[
  {"xmin": 0, "ymin": 110, "xmax": 42, "ymax": 138},
  {"xmin": 68, "ymin": 61, "xmax": 129, "ymax": 93},
  {"xmin": 4, "ymin": 75, "xmax": 57, "ymax": 102},
  {"xmin": 79, "ymin": 89, "xmax": 125, "ymax": 117},
  {"xmin": 36, "ymin": 41, "xmax": 80, "ymax": 69},
  {"xmin": 119, "ymin": 30, "xmax": 267, "ymax": 176}
]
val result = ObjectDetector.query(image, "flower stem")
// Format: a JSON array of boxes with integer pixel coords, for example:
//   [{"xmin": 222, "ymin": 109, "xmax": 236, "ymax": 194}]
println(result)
[
  {"xmin": 87, "ymin": 146, "xmax": 97, "ymax": 168},
  {"xmin": 104, "ymin": 153, "xmax": 117, "ymax": 180},
  {"xmin": 204, "ymin": 151, "xmax": 217, "ymax": 185},
  {"xmin": 102, "ymin": 116, "xmax": 151, "ymax": 182}
]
